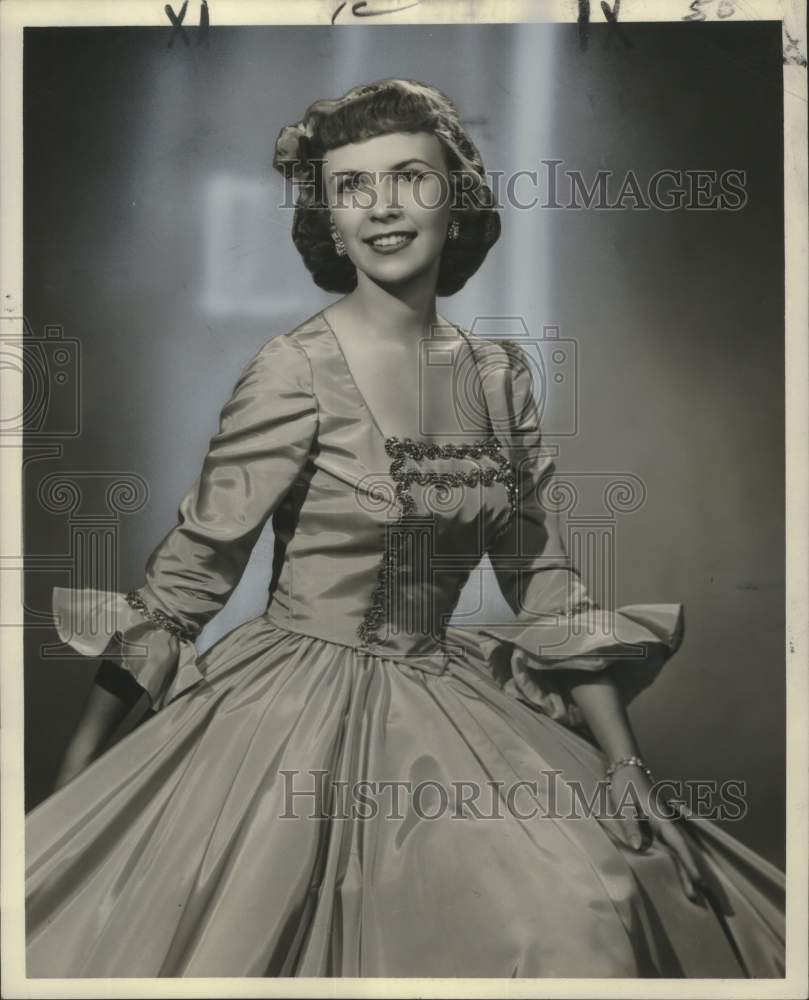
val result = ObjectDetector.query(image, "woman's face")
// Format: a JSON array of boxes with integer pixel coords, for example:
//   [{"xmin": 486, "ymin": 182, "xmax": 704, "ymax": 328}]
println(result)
[{"xmin": 322, "ymin": 131, "xmax": 452, "ymax": 291}]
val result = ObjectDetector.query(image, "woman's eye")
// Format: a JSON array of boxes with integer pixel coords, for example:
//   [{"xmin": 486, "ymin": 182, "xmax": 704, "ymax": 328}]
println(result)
[
  {"xmin": 397, "ymin": 169, "xmax": 422, "ymax": 182},
  {"xmin": 337, "ymin": 172, "xmax": 370, "ymax": 192}
]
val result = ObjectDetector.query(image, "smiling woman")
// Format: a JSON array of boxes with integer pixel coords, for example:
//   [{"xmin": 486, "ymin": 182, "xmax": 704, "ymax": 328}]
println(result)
[{"xmin": 24, "ymin": 78, "xmax": 785, "ymax": 979}]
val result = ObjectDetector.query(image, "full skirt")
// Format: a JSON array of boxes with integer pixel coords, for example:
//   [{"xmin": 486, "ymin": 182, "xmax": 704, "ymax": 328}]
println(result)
[{"xmin": 25, "ymin": 615, "xmax": 786, "ymax": 978}]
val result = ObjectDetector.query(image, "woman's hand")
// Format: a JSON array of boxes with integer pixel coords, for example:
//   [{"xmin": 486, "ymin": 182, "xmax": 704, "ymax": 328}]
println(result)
[
  {"xmin": 608, "ymin": 763, "xmax": 706, "ymax": 903},
  {"xmin": 550, "ymin": 666, "xmax": 708, "ymax": 903}
]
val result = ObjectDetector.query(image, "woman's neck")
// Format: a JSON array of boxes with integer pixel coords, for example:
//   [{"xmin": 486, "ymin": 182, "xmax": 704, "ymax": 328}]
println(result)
[{"xmin": 338, "ymin": 274, "xmax": 451, "ymax": 347}]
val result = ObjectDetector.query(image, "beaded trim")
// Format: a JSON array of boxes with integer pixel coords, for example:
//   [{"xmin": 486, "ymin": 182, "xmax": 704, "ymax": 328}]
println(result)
[
  {"xmin": 356, "ymin": 538, "xmax": 398, "ymax": 647},
  {"xmin": 556, "ymin": 598, "xmax": 600, "ymax": 616},
  {"xmin": 386, "ymin": 436, "xmax": 518, "ymax": 519},
  {"xmin": 356, "ymin": 436, "xmax": 518, "ymax": 648},
  {"xmin": 124, "ymin": 590, "xmax": 196, "ymax": 642}
]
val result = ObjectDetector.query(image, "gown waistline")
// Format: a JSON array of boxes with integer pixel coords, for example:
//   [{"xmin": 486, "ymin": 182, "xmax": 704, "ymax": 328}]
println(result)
[{"xmin": 262, "ymin": 609, "xmax": 452, "ymax": 677}]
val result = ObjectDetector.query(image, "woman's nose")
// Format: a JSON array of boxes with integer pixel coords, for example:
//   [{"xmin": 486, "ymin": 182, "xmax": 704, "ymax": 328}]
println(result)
[{"xmin": 369, "ymin": 172, "xmax": 403, "ymax": 220}]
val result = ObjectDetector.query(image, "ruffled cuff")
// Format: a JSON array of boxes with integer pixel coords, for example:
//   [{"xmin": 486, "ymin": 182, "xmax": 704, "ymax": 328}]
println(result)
[
  {"xmin": 52, "ymin": 586, "xmax": 206, "ymax": 712},
  {"xmin": 476, "ymin": 604, "xmax": 684, "ymax": 727}
]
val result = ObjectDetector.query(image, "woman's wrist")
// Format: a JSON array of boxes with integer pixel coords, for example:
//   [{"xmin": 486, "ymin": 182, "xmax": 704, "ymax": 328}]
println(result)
[{"xmin": 605, "ymin": 754, "xmax": 653, "ymax": 785}]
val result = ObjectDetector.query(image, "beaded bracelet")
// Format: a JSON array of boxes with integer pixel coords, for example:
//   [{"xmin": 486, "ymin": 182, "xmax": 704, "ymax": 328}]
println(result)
[
  {"xmin": 124, "ymin": 590, "xmax": 195, "ymax": 642},
  {"xmin": 556, "ymin": 599, "xmax": 600, "ymax": 617},
  {"xmin": 605, "ymin": 755, "xmax": 653, "ymax": 786}
]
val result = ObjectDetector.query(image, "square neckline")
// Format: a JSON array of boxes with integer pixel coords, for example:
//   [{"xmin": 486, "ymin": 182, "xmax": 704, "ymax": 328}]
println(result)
[{"xmin": 318, "ymin": 308, "xmax": 498, "ymax": 448}]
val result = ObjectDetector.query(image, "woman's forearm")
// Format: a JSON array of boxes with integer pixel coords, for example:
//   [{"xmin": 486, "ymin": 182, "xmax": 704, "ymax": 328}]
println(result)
[{"xmin": 554, "ymin": 666, "xmax": 641, "ymax": 764}]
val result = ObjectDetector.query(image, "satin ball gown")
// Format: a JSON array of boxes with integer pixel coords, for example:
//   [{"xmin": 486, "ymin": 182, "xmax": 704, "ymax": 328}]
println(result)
[{"xmin": 25, "ymin": 310, "xmax": 785, "ymax": 978}]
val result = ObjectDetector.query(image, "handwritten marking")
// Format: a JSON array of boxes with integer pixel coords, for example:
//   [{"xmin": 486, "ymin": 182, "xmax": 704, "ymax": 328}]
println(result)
[
  {"xmin": 600, "ymin": 0, "xmax": 620, "ymax": 22},
  {"xmin": 683, "ymin": 0, "xmax": 736, "ymax": 22},
  {"xmin": 165, "ymin": 1, "xmax": 190, "ymax": 47},
  {"xmin": 332, "ymin": 0, "xmax": 421, "ymax": 23},
  {"xmin": 578, "ymin": 0, "xmax": 590, "ymax": 51},
  {"xmin": 200, "ymin": 0, "xmax": 210, "ymax": 43},
  {"xmin": 602, "ymin": 0, "xmax": 633, "ymax": 50},
  {"xmin": 165, "ymin": 1, "xmax": 210, "ymax": 48},
  {"xmin": 783, "ymin": 29, "xmax": 807, "ymax": 67},
  {"xmin": 578, "ymin": 0, "xmax": 629, "ymax": 52}
]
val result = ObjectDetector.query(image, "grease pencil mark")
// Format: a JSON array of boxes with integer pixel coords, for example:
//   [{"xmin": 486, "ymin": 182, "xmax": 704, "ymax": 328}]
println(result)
[
  {"xmin": 683, "ymin": 0, "xmax": 736, "ymax": 22},
  {"xmin": 578, "ymin": 0, "xmax": 590, "ymax": 52},
  {"xmin": 165, "ymin": 1, "xmax": 210, "ymax": 47},
  {"xmin": 332, "ymin": 0, "xmax": 421, "ymax": 23},
  {"xmin": 783, "ymin": 28, "xmax": 807, "ymax": 67},
  {"xmin": 577, "ymin": 0, "xmax": 629, "ymax": 53}
]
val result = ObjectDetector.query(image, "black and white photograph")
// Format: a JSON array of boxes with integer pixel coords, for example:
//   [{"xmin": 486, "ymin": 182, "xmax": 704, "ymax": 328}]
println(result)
[{"xmin": 1, "ymin": 0, "xmax": 806, "ymax": 994}]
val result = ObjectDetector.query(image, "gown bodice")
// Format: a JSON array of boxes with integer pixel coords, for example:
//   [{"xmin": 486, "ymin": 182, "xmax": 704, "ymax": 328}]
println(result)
[{"xmin": 263, "ymin": 317, "xmax": 518, "ymax": 666}]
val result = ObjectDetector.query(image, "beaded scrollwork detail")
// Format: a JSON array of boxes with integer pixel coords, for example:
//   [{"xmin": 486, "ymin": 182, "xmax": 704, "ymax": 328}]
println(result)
[
  {"xmin": 124, "ymin": 590, "xmax": 196, "ymax": 642},
  {"xmin": 356, "ymin": 436, "xmax": 519, "ymax": 648}
]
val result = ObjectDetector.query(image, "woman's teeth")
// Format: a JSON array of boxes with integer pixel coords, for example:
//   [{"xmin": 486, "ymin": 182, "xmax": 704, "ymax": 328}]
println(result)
[{"xmin": 368, "ymin": 234, "xmax": 413, "ymax": 247}]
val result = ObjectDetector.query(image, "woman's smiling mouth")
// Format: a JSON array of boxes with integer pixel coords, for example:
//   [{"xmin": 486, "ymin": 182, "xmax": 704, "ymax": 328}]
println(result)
[{"xmin": 363, "ymin": 231, "xmax": 417, "ymax": 253}]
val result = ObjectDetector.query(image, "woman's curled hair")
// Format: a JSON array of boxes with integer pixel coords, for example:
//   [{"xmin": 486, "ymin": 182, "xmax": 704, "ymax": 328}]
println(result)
[{"xmin": 272, "ymin": 79, "xmax": 501, "ymax": 296}]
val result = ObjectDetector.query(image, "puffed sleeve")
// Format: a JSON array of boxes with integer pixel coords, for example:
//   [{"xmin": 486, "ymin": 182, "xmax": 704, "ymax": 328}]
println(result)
[
  {"xmin": 52, "ymin": 334, "xmax": 318, "ymax": 711},
  {"xmin": 479, "ymin": 342, "xmax": 684, "ymax": 730}
]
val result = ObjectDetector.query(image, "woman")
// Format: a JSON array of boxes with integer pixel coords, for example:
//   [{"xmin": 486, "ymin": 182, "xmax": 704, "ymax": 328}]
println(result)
[{"xmin": 26, "ymin": 78, "xmax": 785, "ymax": 978}]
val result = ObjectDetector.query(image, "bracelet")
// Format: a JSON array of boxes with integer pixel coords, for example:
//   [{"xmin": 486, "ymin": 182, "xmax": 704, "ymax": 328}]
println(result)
[
  {"xmin": 605, "ymin": 755, "xmax": 653, "ymax": 786},
  {"xmin": 125, "ymin": 590, "xmax": 195, "ymax": 642},
  {"xmin": 555, "ymin": 599, "xmax": 600, "ymax": 617}
]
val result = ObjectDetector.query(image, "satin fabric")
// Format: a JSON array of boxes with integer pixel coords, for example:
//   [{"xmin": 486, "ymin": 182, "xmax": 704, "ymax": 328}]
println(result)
[{"xmin": 27, "ymin": 311, "xmax": 785, "ymax": 977}]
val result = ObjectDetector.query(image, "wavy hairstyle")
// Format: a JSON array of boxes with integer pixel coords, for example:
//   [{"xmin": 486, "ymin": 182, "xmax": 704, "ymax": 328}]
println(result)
[{"xmin": 272, "ymin": 79, "xmax": 501, "ymax": 296}]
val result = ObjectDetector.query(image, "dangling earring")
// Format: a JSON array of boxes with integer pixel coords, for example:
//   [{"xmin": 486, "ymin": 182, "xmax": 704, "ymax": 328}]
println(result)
[
  {"xmin": 448, "ymin": 218, "xmax": 460, "ymax": 240},
  {"xmin": 330, "ymin": 222, "xmax": 347, "ymax": 257}
]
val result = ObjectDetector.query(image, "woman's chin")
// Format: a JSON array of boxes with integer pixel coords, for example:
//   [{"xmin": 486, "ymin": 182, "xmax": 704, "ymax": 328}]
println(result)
[{"xmin": 357, "ymin": 256, "xmax": 440, "ymax": 290}]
